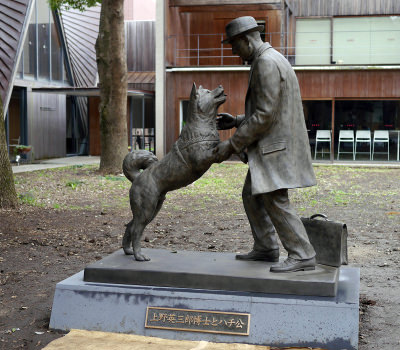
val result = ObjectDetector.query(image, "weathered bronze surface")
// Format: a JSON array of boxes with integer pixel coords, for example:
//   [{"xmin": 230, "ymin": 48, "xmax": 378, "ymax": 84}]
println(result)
[
  {"xmin": 215, "ymin": 16, "xmax": 317, "ymax": 272},
  {"xmin": 83, "ymin": 249, "xmax": 339, "ymax": 297},
  {"xmin": 301, "ymin": 214, "xmax": 348, "ymax": 267},
  {"xmin": 145, "ymin": 307, "xmax": 250, "ymax": 335},
  {"xmin": 122, "ymin": 84, "xmax": 226, "ymax": 261}
]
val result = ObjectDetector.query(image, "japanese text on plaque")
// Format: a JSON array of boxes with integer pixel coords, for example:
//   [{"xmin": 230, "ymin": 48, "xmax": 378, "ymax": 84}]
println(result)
[{"xmin": 145, "ymin": 307, "xmax": 250, "ymax": 335}]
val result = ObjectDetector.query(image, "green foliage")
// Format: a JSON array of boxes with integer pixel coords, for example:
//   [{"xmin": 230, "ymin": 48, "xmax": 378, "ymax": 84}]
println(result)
[
  {"xmin": 103, "ymin": 175, "xmax": 126, "ymax": 182},
  {"xmin": 66, "ymin": 179, "xmax": 84, "ymax": 190},
  {"xmin": 48, "ymin": 0, "xmax": 101, "ymax": 11},
  {"xmin": 19, "ymin": 192, "xmax": 36, "ymax": 205}
]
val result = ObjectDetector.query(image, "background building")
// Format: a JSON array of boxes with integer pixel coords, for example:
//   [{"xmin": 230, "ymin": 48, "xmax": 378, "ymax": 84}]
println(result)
[
  {"xmin": 1, "ymin": 0, "xmax": 156, "ymax": 160},
  {"xmin": 160, "ymin": 0, "xmax": 400, "ymax": 162},
  {"xmin": 2, "ymin": 0, "xmax": 400, "ymax": 163},
  {"xmin": 1, "ymin": 0, "xmax": 74, "ymax": 160}
]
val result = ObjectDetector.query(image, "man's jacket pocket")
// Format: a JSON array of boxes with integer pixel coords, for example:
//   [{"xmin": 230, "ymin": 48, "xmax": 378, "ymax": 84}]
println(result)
[{"xmin": 262, "ymin": 141, "xmax": 286, "ymax": 155}]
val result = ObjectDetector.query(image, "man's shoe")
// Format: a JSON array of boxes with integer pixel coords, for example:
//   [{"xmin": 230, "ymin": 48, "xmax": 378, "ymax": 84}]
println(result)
[
  {"xmin": 270, "ymin": 257, "xmax": 316, "ymax": 273},
  {"xmin": 235, "ymin": 249, "xmax": 279, "ymax": 262}
]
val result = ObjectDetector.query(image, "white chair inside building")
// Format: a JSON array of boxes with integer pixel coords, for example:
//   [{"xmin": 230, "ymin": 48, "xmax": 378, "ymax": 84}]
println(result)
[
  {"xmin": 372, "ymin": 130, "xmax": 389, "ymax": 160},
  {"xmin": 314, "ymin": 130, "xmax": 331, "ymax": 160},
  {"xmin": 355, "ymin": 130, "xmax": 371, "ymax": 160},
  {"xmin": 337, "ymin": 130, "xmax": 355, "ymax": 160}
]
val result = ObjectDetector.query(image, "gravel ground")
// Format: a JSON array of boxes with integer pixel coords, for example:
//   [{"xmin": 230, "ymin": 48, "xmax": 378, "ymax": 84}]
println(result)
[{"xmin": 0, "ymin": 163, "xmax": 399, "ymax": 349}]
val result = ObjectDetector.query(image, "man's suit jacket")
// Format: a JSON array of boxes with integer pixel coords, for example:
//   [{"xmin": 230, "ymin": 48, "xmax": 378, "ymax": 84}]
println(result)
[{"xmin": 230, "ymin": 42, "xmax": 316, "ymax": 195}]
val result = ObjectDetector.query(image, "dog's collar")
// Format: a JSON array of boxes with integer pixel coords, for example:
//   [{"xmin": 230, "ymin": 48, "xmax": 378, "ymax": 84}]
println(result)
[{"xmin": 178, "ymin": 136, "xmax": 220, "ymax": 150}]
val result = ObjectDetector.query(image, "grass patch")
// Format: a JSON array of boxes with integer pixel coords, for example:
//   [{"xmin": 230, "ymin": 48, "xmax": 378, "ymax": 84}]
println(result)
[
  {"xmin": 66, "ymin": 179, "xmax": 84, "ymax": 190},
  {"xmin": 103, "ymin": 175, "xmax": 126, "ymax": 182},
  {"xmin": 11, "ymin": 163, "xmax": 400, "ymax": 219},
  {"xmin": 19, "ymin": 192, "xmax": 36, "ymax": 205}
]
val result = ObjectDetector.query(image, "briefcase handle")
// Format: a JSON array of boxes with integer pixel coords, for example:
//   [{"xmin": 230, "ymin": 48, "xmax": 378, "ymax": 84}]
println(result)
[{"xmin": 309, "ymin": 213, "xmax": 329, "ymax": 220}]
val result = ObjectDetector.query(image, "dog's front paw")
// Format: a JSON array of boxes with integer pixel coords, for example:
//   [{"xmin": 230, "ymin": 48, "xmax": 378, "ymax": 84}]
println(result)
[{"xmin": 134, "ymin": 252, "xmax": 151, "ymax": 261}]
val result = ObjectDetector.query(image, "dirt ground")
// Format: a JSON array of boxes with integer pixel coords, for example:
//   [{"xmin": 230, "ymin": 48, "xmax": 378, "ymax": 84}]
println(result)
[{"xmin": 0, "ymin": 163, "xmax": 399, "ymax": 350}]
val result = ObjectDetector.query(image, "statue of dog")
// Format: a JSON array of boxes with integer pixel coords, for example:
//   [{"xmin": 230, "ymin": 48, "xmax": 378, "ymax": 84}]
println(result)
[{"xmin": 122, "ymin": 83, "xmax": 226, "ymax": 261}]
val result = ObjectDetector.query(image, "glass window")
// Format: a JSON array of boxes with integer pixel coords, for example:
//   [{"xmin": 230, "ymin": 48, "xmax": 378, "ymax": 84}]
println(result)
[
  {"xmin": 37, "ymin": 0, "xmax": 50, "ymax": 80},
  {"xmin": 23, "ymin": 11, "xmax": 37, "ymax": 78},
  {"xmin": 144, "ymin": 97, "xmax": 155, "ymax": 151},
  {"xmin": 333, "ymin": 17, "xmax": 371, "ymax": 65},
  {"xmin": 145, "ymin": 97, "xmax": 155, "ymax": 129},
  {"xmin": 256, "ymin": 20, "xmax": 266, "ymax": 43},
  {"xmin": 296, "ymin": 16, "xmax": 400, "ymax": 65},
  {"xmin": 63, "ymin": 61, "xmax": 69, "ymax": 84},
  {"xmin": 370, "ymin": 16, "xmax": 400, "ymax": 64},
  {"xmin": 51, "ymin": 12, "xmax": 63, "ymax": 81},
  {"xmin": 334, "ymin": 100, "xmax": 400, "ymax": 160},
  {"xmin": 130, "ymin": 96, "xmax": 155, "ymax": 152},
  {"xmin": 302, "ymin": 100, "xmax": 332, "ymax": 158},
  {"xmin": 295, "ymin": 19, "xmax": 331, "ymax": 65},
  {"xmin": 304, "ymin": 100, "xmax": 400, "ymax": 161},
  {"xmin": 17, "ymin": 0, "xmax": 71, "ymax": 84},
  {"xmin": 131, "ymin": 98, "xmax": 143, "ymax": 150}
]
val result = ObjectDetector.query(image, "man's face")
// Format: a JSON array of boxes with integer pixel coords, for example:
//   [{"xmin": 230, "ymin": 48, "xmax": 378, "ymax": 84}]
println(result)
[{"xmin": 230, "ymin": 36, "xmax": 253, "ymax": 61}]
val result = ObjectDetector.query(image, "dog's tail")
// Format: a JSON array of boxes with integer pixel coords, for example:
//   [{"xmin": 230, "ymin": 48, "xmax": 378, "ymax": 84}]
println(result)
[{"xmin": 122, "ymin": 150, "xmax": 158, "ymax": 182}]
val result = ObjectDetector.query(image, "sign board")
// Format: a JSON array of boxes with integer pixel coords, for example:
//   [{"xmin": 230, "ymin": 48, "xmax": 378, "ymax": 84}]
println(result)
[{"xmin": 145, "ymin": 306, "xmax": 250, "ymax": 335}]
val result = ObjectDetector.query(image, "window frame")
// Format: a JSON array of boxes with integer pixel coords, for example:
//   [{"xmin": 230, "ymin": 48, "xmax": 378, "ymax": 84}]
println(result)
[{"xmin": 294, "ymin": 15, "xmax": 400, "ymax": 66}]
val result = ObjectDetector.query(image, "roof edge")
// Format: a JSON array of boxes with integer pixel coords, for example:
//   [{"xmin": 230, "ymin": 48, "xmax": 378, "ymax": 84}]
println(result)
[{"xmin": 3, "ymin": 0, "xmax": 35, "ymax": 117}]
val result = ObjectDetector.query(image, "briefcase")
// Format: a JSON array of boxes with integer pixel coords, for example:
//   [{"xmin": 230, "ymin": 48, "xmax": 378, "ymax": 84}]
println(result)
[{"xmin": 301, "ymin": 214, "xmax": 348, "ymax": 267}]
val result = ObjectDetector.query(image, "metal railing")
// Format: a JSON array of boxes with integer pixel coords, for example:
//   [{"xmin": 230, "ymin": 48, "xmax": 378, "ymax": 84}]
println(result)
[
  {"xmin": 167, "ymin": 31, "xmax": 400, "ymax": 67},
  {"xmin": 168, "ymin": 33, "xmax": 240, "ymax": 66}
]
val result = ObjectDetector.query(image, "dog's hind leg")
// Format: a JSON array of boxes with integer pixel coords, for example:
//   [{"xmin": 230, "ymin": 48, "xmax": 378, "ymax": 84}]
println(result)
[
  {"xmin": 150, "ymin": 194, "xmax": 166, "ymax": 222},
  {"xmin": 122, "ymin": 215, "xmax": 149, "ymax": 261},
  {"xmin": 131, "ymin": 217, "xmax": 150, "ymax": 261},
  {"xmin": 130, "ymin": 194, "xmax": 166, "ymax": 261},
  {"xmin": 122, "ymin": 219, "xmax": 134, "ymax": 255}
]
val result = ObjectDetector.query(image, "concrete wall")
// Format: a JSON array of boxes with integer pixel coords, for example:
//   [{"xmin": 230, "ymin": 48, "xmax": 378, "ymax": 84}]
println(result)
[{"xmin": 28, "ymin": 91, "xmax": 66, "ymax": 159}]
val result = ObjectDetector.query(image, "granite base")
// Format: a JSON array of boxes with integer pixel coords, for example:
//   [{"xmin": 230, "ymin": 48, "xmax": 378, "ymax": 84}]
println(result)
[{"xmin": 50, "ymin": 265, "xmax": 359, "ymax": 349}]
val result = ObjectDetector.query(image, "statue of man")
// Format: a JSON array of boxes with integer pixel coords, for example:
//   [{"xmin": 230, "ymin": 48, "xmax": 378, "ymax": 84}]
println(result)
[{"xmin": 214, "ymin": 16, "xmax": 317, "ymax": 273}]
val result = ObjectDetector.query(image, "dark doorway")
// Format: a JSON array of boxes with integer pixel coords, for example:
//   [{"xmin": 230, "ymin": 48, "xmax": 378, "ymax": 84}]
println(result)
[{"xmin": 7, "ymin": 87, "xmax": 27, "ymax": 157}]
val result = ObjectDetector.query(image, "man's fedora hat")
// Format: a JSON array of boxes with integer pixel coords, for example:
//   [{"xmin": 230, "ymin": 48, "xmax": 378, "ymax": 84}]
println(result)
[{"xmin": 222, "ymin": 16, "xmax": 264, "ymax": 44}]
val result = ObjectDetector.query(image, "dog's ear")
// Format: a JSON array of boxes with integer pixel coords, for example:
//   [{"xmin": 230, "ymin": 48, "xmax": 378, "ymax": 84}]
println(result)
[{"xmin": 190, "ymin": 83, "xmax": 197, "ymax": 100}]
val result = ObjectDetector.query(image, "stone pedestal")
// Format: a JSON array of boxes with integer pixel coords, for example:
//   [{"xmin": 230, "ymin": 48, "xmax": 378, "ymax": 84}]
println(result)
[{"xmin": 50, "ymin": 249, "xmax": 359, "ymax": 349}]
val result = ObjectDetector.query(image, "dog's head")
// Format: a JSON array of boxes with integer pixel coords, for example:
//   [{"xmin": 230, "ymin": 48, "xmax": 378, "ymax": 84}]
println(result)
[{"xmin": 188, "ymin": 83, "xmax": 226, "ymax": 119}]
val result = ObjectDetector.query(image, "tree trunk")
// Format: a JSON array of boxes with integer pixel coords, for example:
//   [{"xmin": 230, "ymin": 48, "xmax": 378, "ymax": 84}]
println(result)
[
  {"xmin": 96, "ymin": 0, "xmax": 128, "ymax": 174},
  {"xmin": 0, "ymin": 97, "xmax": 18, "ymax": 208}
]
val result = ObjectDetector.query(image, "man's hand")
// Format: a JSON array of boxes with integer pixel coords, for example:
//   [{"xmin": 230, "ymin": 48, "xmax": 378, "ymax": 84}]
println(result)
[
  {"xmin": 213, "ymin": 140, "xmax": 234, "ymax": 163},
  {"xmin": 216, "ymin": 113, "xmax": 236, "ymax": 130}
]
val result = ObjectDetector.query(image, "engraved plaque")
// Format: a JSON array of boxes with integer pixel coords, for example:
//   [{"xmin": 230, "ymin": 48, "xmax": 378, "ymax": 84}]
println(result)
[{"xmin": 145, "ymin": 307, "xmax": 250, "ymax": 335}]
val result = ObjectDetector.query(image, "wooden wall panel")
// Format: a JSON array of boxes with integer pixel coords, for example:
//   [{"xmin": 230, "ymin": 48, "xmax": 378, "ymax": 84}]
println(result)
[
  {"xmin": 88, "ymin": 96, "xmax": 101, "ymax": 156},
  {"xmin": 167, "ymin": 69, "xmax": 400, "ymax": 151},
  {"xmin": 167, "ymin": 5, "xmax": 282, "ymax": 66},
  {"xmin": 8, "ymin": 95, "xmax": 21, "ymax": 142},
  {"xmin": 167, "ymin": 7, "xmax": 190, "ymax": 66},
  {"xmin": 88, "ymin": 97, "xmax": 131, "ymax": 156},
  {"xmin": 297, "ymin": 70, "xmax": 400, "ymax": 99}
]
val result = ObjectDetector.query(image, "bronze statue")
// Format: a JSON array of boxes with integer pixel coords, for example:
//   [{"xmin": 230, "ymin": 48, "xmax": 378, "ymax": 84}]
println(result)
[
  {"xmin": 122, "ymin": 84, "xmax": 226, "ymax": 261},
  {"xmin": 214, "ymin": 16, "xmax": 317, "ymax": 273}
]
